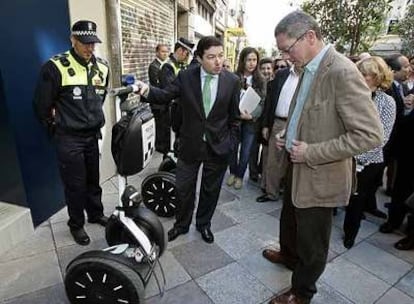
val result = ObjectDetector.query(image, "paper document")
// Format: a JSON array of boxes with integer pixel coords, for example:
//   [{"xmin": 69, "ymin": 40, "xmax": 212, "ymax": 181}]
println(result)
[{"xmin": 239, "ymin": 86, "xmax": 261, "ymax": 114}]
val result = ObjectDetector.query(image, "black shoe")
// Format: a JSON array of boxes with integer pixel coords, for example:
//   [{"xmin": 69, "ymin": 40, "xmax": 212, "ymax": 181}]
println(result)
[
  {"xmin": 167, "ymin": 227, "xmax": 189, "ymax": 242},
  {"xmin": 343, "ymin": 237, "xmax": 355, "ymax": 249},
  {"xmin": 197, "ymin": 227, "xmax": 214, "ymax": 243},
  {"xmin": 366, "ymin": 209, "xmax": 387, "ymax": 219},
  {"xmin": 70, "ymin": 228, "xmax": 90, "ymax": 246},
  {"xmin": 256, "ymin": 194, "xmax": 278, "ymax": 203},
  {"xmin": 394, "ymin": 236, "xmax": 414, "ymax": 250},
  {"xmin": 88, "ymin": 215, "xmax": 109, "ymax": 227},
  {"xmin": 379, "ymin": 222, "xmax": 395, "ymax": 233}
]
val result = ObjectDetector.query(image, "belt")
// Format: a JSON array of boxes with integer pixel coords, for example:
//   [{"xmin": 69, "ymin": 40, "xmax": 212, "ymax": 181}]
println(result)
[{"xmin": 275, "ymin": 116, "xmax": 287, "ymax": 121}]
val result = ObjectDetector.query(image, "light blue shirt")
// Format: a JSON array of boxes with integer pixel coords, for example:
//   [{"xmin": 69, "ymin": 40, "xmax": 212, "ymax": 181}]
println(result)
[
  {"xmin": 200, "ymin": 67, "xmax": 219, "ymax": 109},
  {"xmin": 285, "ymin": 44, "xmax": 331, "ymax": 151}
]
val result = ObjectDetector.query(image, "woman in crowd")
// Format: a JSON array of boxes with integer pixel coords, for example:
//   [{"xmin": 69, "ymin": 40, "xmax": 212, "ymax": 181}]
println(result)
[
  {"xmin": 343, "ymin": 56, "xmax": 396, "ymax": 249},
  {"xmin": 227, "ymin": 47, "xmax": 266, "ymax": 189}
]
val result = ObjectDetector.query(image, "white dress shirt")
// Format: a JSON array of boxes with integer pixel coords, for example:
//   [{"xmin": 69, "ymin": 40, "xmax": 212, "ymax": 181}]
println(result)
[{"xmin": 275, "ymin": 67, "xmax": 300, "ymax": 118}]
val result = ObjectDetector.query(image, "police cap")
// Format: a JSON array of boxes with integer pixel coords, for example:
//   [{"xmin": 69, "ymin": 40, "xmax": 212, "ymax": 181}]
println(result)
[
  {"xmin": 177, "ymin": 37, "xmax": 195, "ymax": 53},
  {"xmin": 71, "ymin": 20, "xmax": 102, "ymax": 44}
]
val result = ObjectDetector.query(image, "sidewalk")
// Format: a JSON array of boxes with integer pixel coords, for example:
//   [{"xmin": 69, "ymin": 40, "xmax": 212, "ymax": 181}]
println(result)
[{"xmin": 1, "ymin": 152, "xmax": 414, "ymax": 304}]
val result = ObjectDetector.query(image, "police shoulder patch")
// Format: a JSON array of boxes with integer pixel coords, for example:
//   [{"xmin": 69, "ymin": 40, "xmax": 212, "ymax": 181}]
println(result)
[
  {"xmin": 96, "ymin": 57, "xmax": 109, "ymax": 66},
  {"xmin": 52, "ymin": 52, "xmax": 69, "ymax": 61}
]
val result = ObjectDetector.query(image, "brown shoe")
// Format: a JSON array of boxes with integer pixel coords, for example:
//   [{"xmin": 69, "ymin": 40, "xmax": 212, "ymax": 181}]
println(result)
[
  {"xmin": 262, "ymin": 249, "xmax": 296, "ymax": 270},
  {"xmin": 269, "ymin": 290, "xmax": 310, "ymax": 304}
]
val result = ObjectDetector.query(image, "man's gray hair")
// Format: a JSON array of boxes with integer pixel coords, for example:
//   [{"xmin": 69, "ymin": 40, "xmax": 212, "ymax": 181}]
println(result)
[{"xmin": 275, "ymin": 10, "xmax": 322, "ymax": 40}]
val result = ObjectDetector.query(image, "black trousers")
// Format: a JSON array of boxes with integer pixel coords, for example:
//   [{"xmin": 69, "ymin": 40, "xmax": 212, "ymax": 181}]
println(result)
[
  {"xmin": 282, "ymin": 166, "xmax": 333, "ymax": 300},
  {"xmin": 344, "ymin": 162, "xmax": 384, "ymax": 240},
  {"xmin": 56, "ymin": 134, "xmax": 104, "ymax": 229},
  {"xmin": 174, "ymin": 144, "xmax": 228, "ymax": 230},
  {"xmin": 388, "ymin": 159, "xmax": 414, "ymax": 229},
  {"xmin": 152, "ymin": 107, "xmax": 171, "ymax": 155}
]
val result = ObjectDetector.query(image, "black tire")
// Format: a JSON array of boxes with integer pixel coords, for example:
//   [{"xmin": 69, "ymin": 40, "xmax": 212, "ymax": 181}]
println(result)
[
  {"xmin": 158, "ymin": 156, "xmax": 176, "ymax": 173},
  {"xmin": 141, "ymin": 172, "xmax": 177, "ymax": 218},
  {"xmin": 65, "ymin": 256, "xmax": 145, "ymax": 304},
  {"xmin": 105, "ymin": 208, "xmax": 166, "ymax": 257}
]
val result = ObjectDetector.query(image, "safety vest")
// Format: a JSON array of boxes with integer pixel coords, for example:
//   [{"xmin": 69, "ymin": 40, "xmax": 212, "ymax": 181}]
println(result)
[{"xmin": 50, "ymin": 50, "xmax": 109, "ymax": 134}]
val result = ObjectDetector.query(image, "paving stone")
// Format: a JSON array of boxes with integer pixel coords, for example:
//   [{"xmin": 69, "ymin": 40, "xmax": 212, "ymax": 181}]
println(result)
[
  {"xmin": 215, "ymin": 225, "xmax": 270, "ymax": 260},
  {"xmin": 321, "ymin": 257, "xmax": 390, "ymax": 304},
  {"xmin": 238, "ymin": 213, "xmax": 280, "ymax": 245},
  {"xmin": 56, "ymin": 238, "xmax": 108, "ymax": 274},
  {"xmin": 196, "ymin": 262, "xmax": 273, "ymax": 304},
  {"xmin": 50, "ymin": 207, "xmax": 68, "ymax": 224},
  {"xmin": 101, "ymin": 193, "xmax": 119, "ymax": 216},
  {"xmin": 144, "ymin": 251, "xmax": 192, "ymax": 298},
  {"xmin": 267, "ymin": 208, "xmax": 281, "ymax": 220},
  {"xmin": 342, "ymin": 242, "xmax": 412, "ymax": 284},
  {"xmin": 367, "ymin": 231, "xmax": 414, "ymax": 264},
  {"xmin": 1, "ymin": 283, "xmax": 69, "ymax": 304},
  {"xmin": 170, "ymin": 239, "xmax": 234, "ymax": 279},
  {"xmin": 101, "ymin": 178, "xmax": 118, "ymax": 194},
  {"xmin": 0, "ymin": 226, "xmax": 54, "ymax": 263},
  {"xmin": 328, "ymin": 226, "xmax": 348, "ymax": 255},
  {"xmin": 219, "ymin": 199, "xmax": 280, "ymax": 224},
  {"xmin": 376, "ymin": 287, "xmax": 414, "ymax": 304},
  {"xmin": 396, "ymin": 268, "xmax": 414, "ymax": 298},
  {"xmin": 0, "ymin": 251, "xmax": 62, "ymax": 301},
  {"xmin": 146, "ymin": 281, "xmax": 213, "ymax": 304},
  {"xmin": 211, "ymin": 209, "xmax": 237, "ymax": 233},
  {"xmin": 312, "ymin": 282, "xmax": 353, "ymax": 304},
  {"xmin": 217, "ymin": 188, "xmax": 237, "ymax": 206},
  {"xmin": 238, "ymin": 249, "xmax": 291, "ymax": 293}
]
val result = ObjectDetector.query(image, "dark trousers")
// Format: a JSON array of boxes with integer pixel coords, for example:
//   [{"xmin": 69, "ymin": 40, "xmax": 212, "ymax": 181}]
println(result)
[
  {"xmin": 344, "ymin": 162, "xmax": 384, "ymax": 240},
  {"xmin": 56, "ymin": 134, "xmax": 104, "ymax": 229},
  {"xmin": 174, "ymin": 144, "xmax": 228, "ymax": 230},
  {"xmin": 388, "ymin": 159, "xmax": 414, "ymax": 229},
  {"xmin": 152, "ymin": 107, "xmax": 171, "ymax": 155},
  {"xmin": 282, "ymin": 167, "xmax": 333, "ymax": 300},
  {"xmin": 248, "ymin": 134, "xmax": 262, "ymax": 179}
]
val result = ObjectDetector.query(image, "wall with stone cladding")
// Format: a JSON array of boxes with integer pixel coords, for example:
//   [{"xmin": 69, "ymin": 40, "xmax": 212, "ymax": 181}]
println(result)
[{"xmin": 121, "ymin": 0, "xmax": 175, "ymax": 82}]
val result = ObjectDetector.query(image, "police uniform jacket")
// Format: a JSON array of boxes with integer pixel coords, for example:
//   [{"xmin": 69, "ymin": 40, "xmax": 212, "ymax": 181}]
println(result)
[{"xmin": 34, "ymin": 48, "xmax": 109, "ymax": 137}]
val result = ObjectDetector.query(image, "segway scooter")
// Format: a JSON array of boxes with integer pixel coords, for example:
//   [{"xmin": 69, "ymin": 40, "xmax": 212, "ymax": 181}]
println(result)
[{"xmin": 64, "ymin": 76, "xmax": 166, "ymax": 304}]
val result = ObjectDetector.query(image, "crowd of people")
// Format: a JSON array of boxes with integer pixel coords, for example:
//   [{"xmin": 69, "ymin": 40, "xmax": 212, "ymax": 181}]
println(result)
[{"xmin": 33, "ymin": 10, "xmax": 414, "ymax": 304}]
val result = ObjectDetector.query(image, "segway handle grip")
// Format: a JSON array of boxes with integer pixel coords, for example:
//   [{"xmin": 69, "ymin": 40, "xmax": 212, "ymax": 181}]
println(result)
[{"xmin": 110, "ymin": 84, "xmax": 141, "ymax": 97}]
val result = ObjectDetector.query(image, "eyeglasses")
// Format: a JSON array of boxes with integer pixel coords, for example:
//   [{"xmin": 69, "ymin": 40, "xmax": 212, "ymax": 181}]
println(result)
[
  {"xmin": 275, "ymin": 65, "xmax": 287, "ymax": 69},
  {"xmin": 279, "ymin": 31, "xmax": 308, "ymax": 54}
]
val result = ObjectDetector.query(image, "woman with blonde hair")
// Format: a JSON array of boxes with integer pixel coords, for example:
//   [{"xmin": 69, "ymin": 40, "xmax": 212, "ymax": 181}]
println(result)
[{"xmin": 343, "ymin": 56, "xmax": 396, "ymax": 248}]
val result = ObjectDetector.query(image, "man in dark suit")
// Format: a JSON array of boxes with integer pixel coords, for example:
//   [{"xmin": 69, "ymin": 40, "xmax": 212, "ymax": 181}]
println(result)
[
  {"xmin": 148, "ymin": 43, "xmax": 169, "ymax": 87},
  {"xmin": 137, "ymin": 36, "xmax": 240, "ymax": 244},
  {"xmin": 148, "ymin": 44, "xmax": 169, "ymax": 154}
]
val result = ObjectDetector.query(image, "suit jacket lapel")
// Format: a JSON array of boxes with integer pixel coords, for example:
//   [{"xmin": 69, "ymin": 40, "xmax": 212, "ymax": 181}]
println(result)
[{"xmin": 190, "ymin": 67, "xmax": 204, "ymax": 117}]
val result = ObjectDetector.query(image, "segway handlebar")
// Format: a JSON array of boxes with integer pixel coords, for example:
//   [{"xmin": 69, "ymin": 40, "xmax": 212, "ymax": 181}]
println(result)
[{"xmin": 110, "ymin": 84, "xmax": 142, "ymax": 97}]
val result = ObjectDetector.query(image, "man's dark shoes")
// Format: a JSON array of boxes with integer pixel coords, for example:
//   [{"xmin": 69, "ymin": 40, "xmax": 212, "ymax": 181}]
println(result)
[
  {"xmin": 262, "ymin": 249, "xmax": 296, "ymax": 270},
  {"xmin": 394, "ymin": 236, "xmax": 414, "ymax": 250},
  {"xmin": 70, "ymin": 228, "xmax": 90, "ymax": 246},
  {"xmin": 88, "ymin": 215, "xmax": 109, "ymax": 227},
  {"xmin": 197, "ymin": 227, "xmax": 214, "ymax": 243},
  {"xmin": 343, "ymin": 237, "xmax": 355, "ymax": 249},
  {"xmin": 379, "ymin": 222, "xmax": 395, "ymax": 233},
  {"xmin": 256, "ymin": 194, "xmax": 278, "ymax": 203},
  {"xmin": 167, "ymin": 227, "xmax": 189, "ymax": 242},
  {"xmin": 268, "ymin": 290, "xmax": 310, "ymax": 304}
]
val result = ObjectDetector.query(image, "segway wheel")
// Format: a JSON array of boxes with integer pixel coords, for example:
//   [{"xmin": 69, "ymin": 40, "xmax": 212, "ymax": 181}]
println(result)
[
  {"xmin": 106, "ymin": 208, "xmax": 166, "ymax": 257},
  {"xmin": 141, "ymin": 172, "xmax": 177, "ymax": 217},
  {"xmin": 65, "ymin": 256, "xmax": 144, "ymax": 304}
]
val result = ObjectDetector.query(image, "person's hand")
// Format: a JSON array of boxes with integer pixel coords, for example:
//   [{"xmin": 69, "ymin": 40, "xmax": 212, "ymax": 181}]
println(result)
[
  {"xmin": 262, "ymin": 127, "xmax": 269, "ymax": 141},
  {"xmin": 240, "ymin": 109, "xmax": 252, "ymax": 120},
  {"xmin": 290, "ymin": 139, "xmax": 308, "ymax": 163},
  {"xmin": 135, "ymin": 80, "xmax": 149, "ymax": 96},
  {"xmin": 275, "ymin": 129, "xmax": 286, "ymax": 150}
]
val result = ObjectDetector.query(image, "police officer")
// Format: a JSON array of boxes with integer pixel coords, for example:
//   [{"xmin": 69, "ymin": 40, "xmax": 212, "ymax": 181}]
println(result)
[
  {"xmin": 157, "ymin": 37, "xmax": 194, "ymax": 155},
  {"xmin": 34, "ymin": 20, "xmax": 109, "ymax": 245}
]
